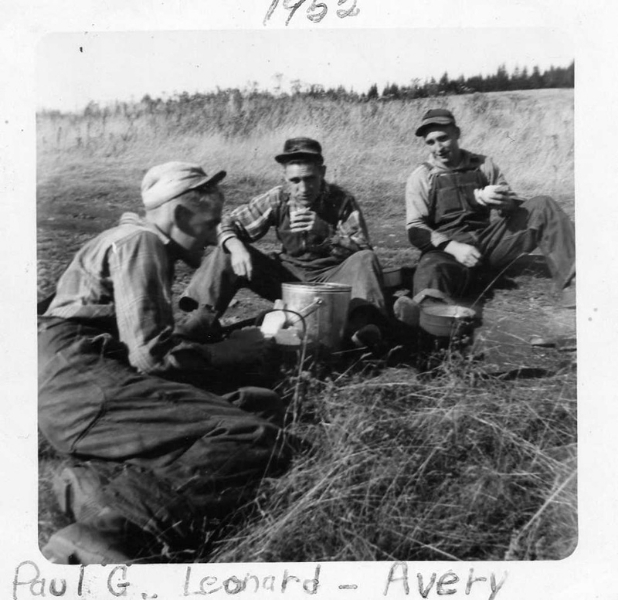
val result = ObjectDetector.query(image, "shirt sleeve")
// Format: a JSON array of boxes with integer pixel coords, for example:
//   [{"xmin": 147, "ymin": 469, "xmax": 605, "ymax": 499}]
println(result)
[
  {"xmin": 109, "ymin": 231, "xmax": 212, "ymax": 375},
  {"xmin": 218, "ymin": 188, "xmax": 280, "ymax": 248},
  {"xmin": 480, "ymin": 156, "xmax": 509, "ymax": 187},
  {"xmin": 405, "ymin": 164, "xmax": 451, "ymax": 251}
]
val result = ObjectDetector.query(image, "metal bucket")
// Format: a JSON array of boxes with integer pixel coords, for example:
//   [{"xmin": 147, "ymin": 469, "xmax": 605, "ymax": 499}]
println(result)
[{"xmin": 282, "ymin": 282, "xmax": 352, "ymax": 351}]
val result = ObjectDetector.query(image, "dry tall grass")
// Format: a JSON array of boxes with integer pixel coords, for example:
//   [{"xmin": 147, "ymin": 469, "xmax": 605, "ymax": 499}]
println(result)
[
  {"xmin": 205, "ymin": 360, "xmax": 576, "ymax": 562},
  {"xmin": 37, "ymin": 88, "xmax": 574, "ymax": 218},
  {"xmin": 37, "ymin": 88, "xmax": 576, "ymax": 561}
]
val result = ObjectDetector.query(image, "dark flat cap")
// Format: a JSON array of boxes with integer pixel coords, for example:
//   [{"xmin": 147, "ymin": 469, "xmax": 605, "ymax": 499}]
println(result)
[
  {"xmin": 275, "ymin": 137, "xmax": 324, "ymax": 164},
  {"xmin": 415, "ymin": 109, "xmax": 457, "ymax": 137}
]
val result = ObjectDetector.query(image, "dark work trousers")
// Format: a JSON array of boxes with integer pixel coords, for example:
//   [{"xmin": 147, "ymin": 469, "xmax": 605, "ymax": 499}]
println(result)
[
  {"xmin": 413, "ymin": 196, "xmax": 576, "ymax": 298},
  {"xmin": 180, "ymin": 246, "xmax": 388, "ymax": 328},
  {"xmin": 38, "ymin": 317, "xmax": 290, "ymax": 548}
]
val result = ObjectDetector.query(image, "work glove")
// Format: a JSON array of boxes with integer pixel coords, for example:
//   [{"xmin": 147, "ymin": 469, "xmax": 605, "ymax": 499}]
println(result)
[{"xmin": 207, "ymin": 327, "xmax": 275, "ymax": 368}]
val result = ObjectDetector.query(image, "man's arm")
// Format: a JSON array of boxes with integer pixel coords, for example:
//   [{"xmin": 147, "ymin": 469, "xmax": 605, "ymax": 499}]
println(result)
[
  {"xmin": 474, "ymin": 157, "xmax": 519, "ymax": 213},
  {"xmin": 405, "ymin": 164, "xmax": 451, "ymax": 252},
  {"xmin": 218, "ymin": 188, "xmax": 280, "ymax": 248},
  {"xmin": 111, "ymin": 231, "xmax": 271, "ymax": 375},
  {"xmin": 481, "ymin": 155, "xmax": 509, "ymax": 188},
  {"xmin": 217, "ymin": 188, "xmax": 281, "ymax": 280},
  {"xmin": 110, "ymin": 230, "xmax": 213, "ymax": 375}
]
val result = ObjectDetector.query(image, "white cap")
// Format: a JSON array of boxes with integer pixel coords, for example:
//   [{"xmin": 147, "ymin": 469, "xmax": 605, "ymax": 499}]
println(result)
[{"xmin": 141, "ymin": 161, "xmax": 226, "ymax": 210}]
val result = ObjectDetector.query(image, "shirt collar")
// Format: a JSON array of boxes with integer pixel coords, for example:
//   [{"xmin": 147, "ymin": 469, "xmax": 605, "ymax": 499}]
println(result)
[
  {"xmin": 118, "ymin": 211, "xmax": 202, "ymax": 266},
  {"xmin": 428, "ymin": 149, "xmax": 476, "ymax": 173},
  {"xmin": 118, "ymin": 212, "xmax": 171, "ymax": 246}
]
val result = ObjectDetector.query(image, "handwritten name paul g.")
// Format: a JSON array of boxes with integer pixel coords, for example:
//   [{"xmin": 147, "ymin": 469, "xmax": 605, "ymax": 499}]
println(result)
[{"xmin": 13, "ymin": 559, "xmax": 507, "ymax": 599}]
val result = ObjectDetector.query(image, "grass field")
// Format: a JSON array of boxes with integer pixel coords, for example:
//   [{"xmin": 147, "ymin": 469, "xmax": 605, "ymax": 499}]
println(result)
[{"xmin": 37, "ymin": 88, "xmax": 576, "ymax": 561}]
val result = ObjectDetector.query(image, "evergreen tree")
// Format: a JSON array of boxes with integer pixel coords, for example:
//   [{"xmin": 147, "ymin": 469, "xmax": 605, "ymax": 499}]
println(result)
[{"xmin": 530, "ymin": 66, "xmax": 542, "ymax": 89}]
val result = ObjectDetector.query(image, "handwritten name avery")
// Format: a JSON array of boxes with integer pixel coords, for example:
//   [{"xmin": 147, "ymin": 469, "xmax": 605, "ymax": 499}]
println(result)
[{"xmin": 13, "ymin": 560, "xmax": 507, "ymax": 599}]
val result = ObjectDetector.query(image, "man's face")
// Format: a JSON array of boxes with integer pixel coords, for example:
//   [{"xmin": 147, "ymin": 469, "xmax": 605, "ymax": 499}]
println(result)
[
  {"xmin": 423, "ymin": 125, "xmax": 461, "ymax": 167},
  {"xmin": 172, "ymin": 190, "xmax": 223, "ymax": 257},
  {"xmin": 283, "ymin": 161, "xmax": 326, "ymax": 207}
]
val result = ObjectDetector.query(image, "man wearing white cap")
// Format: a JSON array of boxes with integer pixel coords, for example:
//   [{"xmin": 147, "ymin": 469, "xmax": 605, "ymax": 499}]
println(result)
[{"xmin": 38, "ymin": 162, "xmax": 291, "ymax": 563}]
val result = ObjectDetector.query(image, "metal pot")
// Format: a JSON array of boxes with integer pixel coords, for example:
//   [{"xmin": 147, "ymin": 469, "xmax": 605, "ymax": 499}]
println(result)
[
  {"xmin": 412, "ymin": 288, "xmax": 479, "ymax": 338},
  {"xmin": 382, "ymin": 267, "xmax": 403, "ymax": 289},
  {"xmin": 282, "ymin": 282, "xmax": 352, "ymax": 351},
  {"xmin": 420, "ymin": 303, "xmax": 477, "ymax": 338}
]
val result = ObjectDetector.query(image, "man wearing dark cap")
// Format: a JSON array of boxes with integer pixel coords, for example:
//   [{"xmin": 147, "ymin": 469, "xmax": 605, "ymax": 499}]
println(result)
[
  {"xmin": 181, "ymin": 137, "xmax": 387, "ymax": 347},
  {"xmin": 38, "ymin": 162, "xmax": 291, "ymax": 563},
  {"xmin": 404, "ymin": 109, "xmax": 576, "ymax": 305}
]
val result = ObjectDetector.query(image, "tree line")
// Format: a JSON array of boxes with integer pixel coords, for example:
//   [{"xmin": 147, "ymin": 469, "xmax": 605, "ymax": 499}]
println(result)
[
  {"xmin": 38, "ymin": 61, "xmax": 574, "ymax": 119},
  {"xmin": 371, "ymin": 62, "xmax": 574, "ymax": 100}
]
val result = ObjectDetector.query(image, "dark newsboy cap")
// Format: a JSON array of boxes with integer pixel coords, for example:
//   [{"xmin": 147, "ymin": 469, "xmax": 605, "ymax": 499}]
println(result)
[
  {"xmin": 415, "ymin": 109, "xmax": 457, "ymax": 137},
  {"xmin": 275, "ymin": 137, "xmax": 324, "ymax": 164}
]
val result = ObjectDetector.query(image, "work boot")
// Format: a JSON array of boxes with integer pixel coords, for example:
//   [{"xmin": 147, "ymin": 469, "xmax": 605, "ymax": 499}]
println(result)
[
  {"xmin": 393, "ymin": 295, "xmax": 421, "ymax": 327},
  {"xmin": 559, "ymin": 279, "xmax": 576, "ymax": 309},
  {"xmin": 53, "ymin": 464, "xmax": 128, "ymax": 534},
  {"xmin": 42, "ymin": 523, "xmax": 132, "ymax": 565}
]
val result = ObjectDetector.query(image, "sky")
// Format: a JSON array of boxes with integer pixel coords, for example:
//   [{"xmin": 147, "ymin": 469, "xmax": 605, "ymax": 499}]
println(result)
[{"xmin": 36, "ymin": 28, "xmax": 574, "ymax": 111}]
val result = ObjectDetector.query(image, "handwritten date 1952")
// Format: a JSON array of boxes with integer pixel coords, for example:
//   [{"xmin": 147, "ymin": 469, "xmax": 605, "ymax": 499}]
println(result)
[{"xmin": 264, "ymin": 0, "xmax": 359, "ymax": 26}]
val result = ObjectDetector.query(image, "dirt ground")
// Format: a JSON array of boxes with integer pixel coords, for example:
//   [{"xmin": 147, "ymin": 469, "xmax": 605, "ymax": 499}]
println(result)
[{"xmin": 174, "ymin": 224, "xmax": 576, "ymax": 376}]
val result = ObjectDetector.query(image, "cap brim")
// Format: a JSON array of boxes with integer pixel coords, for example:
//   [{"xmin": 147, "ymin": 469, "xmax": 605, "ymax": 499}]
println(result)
[
  {"xmin": 275, "ymin": 151, "xmax": 323, "ymax": 164},
  {"xmin": 193, "ymin": 170, "xmax": 227, "ymax": 189},
  {"xmin": 415, "ymin": 118, "xmax": 456, "ymax": 137}
]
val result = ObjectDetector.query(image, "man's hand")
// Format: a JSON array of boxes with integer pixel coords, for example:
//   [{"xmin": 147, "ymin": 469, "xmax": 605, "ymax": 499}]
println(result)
[
  {"xmin": 289, "ymin": 208, "xmax": 329, "ymax": 236},
  {"xmin": 208, "ymin": 327, "xmax": 274, "ymax": 368},
  {"xmin": 474, "ymin": 184, "xmax": 512, "ymax": 207},
  {"xmin": 224, "ymin": 237, "xmax": 253, "ymax": 280},
  {"xmin": 444, "ymin": 240, "xmax": 482, "ymax": 268}
]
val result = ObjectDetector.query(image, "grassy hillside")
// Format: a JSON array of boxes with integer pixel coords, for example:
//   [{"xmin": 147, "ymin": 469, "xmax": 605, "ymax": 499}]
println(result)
[{"xmin": 37, "ymin": 89, "xmax": 576, "ymax": 561}]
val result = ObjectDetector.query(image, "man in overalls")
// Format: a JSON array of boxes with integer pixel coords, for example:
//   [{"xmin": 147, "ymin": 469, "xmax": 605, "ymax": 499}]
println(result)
[
  {"xmin": 181, "ymin": 138, "xmax": 388, "ymax": 348},
  {"xmin": 39, "ymin": 162, "xmax": 291, "ymax": 563},
  {"xmin": 405, "ymin": 109, "xmax": 575, "ymax": 306}
]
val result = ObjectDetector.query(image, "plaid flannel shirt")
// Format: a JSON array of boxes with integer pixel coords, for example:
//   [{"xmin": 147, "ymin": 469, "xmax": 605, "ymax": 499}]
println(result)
[{"xmin": 218, "ymin": 182, "xmax": 372, "ymax": 263}]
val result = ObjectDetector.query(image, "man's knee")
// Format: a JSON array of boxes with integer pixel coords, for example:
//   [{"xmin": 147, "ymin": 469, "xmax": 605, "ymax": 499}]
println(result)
[
  {"xmin": 413, "ymin": 252, "xmax": 469, "ymax": 296},
  {"xmin": 343, "ymin": 249, "xmax": 380, "ymax": 271},
  {"xmin": 525, "ymin": 195, "xmax": 558, "ymax": 214}
]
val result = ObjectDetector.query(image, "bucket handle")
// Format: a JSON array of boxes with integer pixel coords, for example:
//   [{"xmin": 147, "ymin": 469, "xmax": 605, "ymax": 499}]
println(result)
[
  {"xmin": 411, "ymin": 288, "xmax": 455, "ymax": 306},
  {"xmin": 285, "ymin": 298, "xmax": 324, "ymax": 326}
]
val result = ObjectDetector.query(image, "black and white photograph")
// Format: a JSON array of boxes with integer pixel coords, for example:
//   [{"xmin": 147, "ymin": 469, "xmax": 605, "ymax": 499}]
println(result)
[{"xmin": 2, "ymin": 0, "xmax": 617, "ymax": 597}]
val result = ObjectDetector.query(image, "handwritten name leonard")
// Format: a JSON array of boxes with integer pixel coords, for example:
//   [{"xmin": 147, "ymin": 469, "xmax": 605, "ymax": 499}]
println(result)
[{"xmin": 13, "ymin": 560, "xmax": 507, "ymax": 599}]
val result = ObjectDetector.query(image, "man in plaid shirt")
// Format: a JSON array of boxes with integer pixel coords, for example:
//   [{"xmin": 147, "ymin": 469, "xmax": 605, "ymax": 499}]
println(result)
[{"xmin": 181, "ymin": 138, "xmax": 387, "ymax": 346}]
